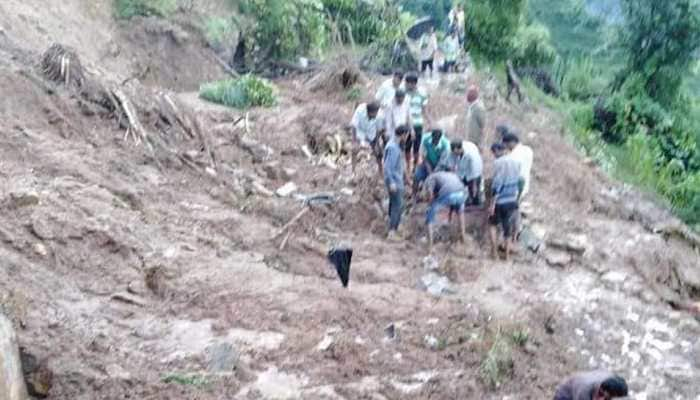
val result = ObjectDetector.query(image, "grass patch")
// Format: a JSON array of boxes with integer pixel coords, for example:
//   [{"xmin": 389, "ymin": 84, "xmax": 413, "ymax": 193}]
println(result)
[
  {"xmin": 345, "ymin": 86, "xmax": 364, "ymax": 102},
  {"xmin": 509, "ymin": 327, "xmax": 530, "ymax": 347},
  {"xmin": 162, "ymin": 373, "xmax": 210, "ymax": 388},
  {"xmin": 479, "ymin": 329, "xmax": 514, "ymax": 389},
  {"xmin": 114, "ymin": 0, "xmax": 177, "ymax": 19},
  {"xmin": 199, "ymin": 75, "xmax": 277, "ymax": 109}
]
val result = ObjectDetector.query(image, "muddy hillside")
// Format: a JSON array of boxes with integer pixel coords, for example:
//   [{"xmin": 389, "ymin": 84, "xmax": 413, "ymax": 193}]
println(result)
[{"xmin": 1, "ymin": 1, "xmax": 699, "ymax": 399}]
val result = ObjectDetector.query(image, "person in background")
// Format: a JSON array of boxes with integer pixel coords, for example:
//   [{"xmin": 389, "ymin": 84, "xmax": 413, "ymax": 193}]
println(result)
[
  {"xmin": 465, "ymin": 85, "xmax": 486, "ymax": 151},
  {"xmin": 419, "ymin": 27, "xmax": 439, "ymax": 78},
  {"xmin": 384, "ymin": 125, "xmax": 410, "ymax": 241},
  {"xmin": 414, "ymin": 129, "xmax": 450, "ymax": 197},
  {"xmin": 350, "ymin": 101, "xmax": 385, "ymax": 175},
  {"xmin": 448, "ymin": 4, "xmax": 466, "ymax": 44},
  {"xmin": 375, "ymin": 70, "xmax": 404, "ymax": 109},
  {"xmin": 404, "ymin": 73, "xmax": 429, "ymax": 174},
  {"xmin": 501, "ymin": 130, "xmax": 533, "ymax": 200},
  {"xmin": 506, "ymin": 60, "xmax": 524, "ymax": 103},
  {"xmin": 422, "ymin": 171, "xmax": 467, "ymax": 253},
  {"xmin": 442, "ymin": 30, "xmax": 460, "ymax": 73},
  {"xmin": 385, "ymin": 89, "xmax": 412, "ymax": 143},
  {"xmin": 554, "ymin": 371, "xmax": 629, "ymax": 400},
  {"xmin": 439, "ymin": 140, "xmax": 483, "ymax": 206},
  {"xmin": 488, "ymin": 142, "xmax": 523, "ymax": 261}
]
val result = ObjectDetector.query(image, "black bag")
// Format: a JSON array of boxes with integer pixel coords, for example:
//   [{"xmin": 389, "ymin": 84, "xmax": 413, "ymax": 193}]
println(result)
[{"xmin": 327, "ymin": 247, "xmax": 352, "ymax": 288}]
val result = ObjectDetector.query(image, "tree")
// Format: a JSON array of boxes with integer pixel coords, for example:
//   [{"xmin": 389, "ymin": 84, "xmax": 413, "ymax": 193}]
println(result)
[
  {"xmin": 465, "ymin": 0, "xmax": 527, "ymax": 64},
  {"xmin": 618, "ymin": 0, "xmax": 700, "ymax": 104}
]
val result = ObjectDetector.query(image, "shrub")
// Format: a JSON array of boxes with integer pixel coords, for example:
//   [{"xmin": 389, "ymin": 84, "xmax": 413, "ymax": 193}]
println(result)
[
  {"xmin": 321, "ymin": 0, "xmax": 383, "ymax": 45},
  {"xmin": 114, "ymin": 0, "xmax": 177, "ymax": 19},
  {"xmin": 511, "ymin": 22, "xmax": 557, "ymax": 67},
  {"xmin": 199, "ymin": 75, "xmax": 277, "ymax": 109},
  {"xmin": 466, "ymin": 0, "xmax": 527, "ymax": 64},
  {"xmin": 479, "ymin": 330, "xmax": 514, "ymax": 389},
  {"xmin": 204, "ymin": 17, "xmax": 237, "ymax": 50},
  {"xmin": 563, "ymin": 57, "xmax": 607, "ymax": 101}
]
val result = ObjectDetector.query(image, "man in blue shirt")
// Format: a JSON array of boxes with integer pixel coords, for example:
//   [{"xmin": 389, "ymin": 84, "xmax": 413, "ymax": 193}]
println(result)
[
  {"xmin": 384, "ymin": 125, "xmax": 410, "ymax": 240},
  {"xmin": 422, "ymin": 171, "xmax": 466, "ymax": 253},
  {"xmin": 488, "ymin": 143, "xmax": 524, "ymax": 260}
]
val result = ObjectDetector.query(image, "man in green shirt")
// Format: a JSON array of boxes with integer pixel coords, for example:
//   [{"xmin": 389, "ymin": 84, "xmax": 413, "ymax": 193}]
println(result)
[
  {"xmin": 413, "ymin": 129, "xmax": 450, "ymax": 197},
  {"xmin": 404, "ymin": 73, "xmax": 429, "ymax": 174}
]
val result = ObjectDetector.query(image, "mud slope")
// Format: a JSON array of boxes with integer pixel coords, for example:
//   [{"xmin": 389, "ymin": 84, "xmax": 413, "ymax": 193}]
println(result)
[{"xmin": 1, "ymin": 2, "xmax": 700, "ymax": 400}]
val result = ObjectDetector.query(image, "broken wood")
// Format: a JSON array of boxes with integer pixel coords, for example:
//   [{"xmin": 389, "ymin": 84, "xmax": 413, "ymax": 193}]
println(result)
[
  {"xmin": 279, "ymin": 228, "xmax": 294, "ymax": 251},
  {"xmin": 273, "ymin": 207, "xmax": 309, "ymax": 239},
  {"xmin": 210, "ymin": 52, "xmax": 239, "ymax": 78},
  {"xmin": 112, "ymin": 88, "xmax": 149, "ymax": 146}
]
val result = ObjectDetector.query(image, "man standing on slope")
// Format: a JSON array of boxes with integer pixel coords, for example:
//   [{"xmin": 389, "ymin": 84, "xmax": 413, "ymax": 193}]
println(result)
[
  {"xmin": 385, "ymin": 89, "xmax": 412, "ymax": 143},
  {"xmin": 422, "ymin": 171, "xmax": 467, "ymax": 253},
  {"xmin": 413, "ymin": 129, "xmax": 450, "ymax": 197},
  {"xmin": 350, "ymin": 101, "xmax": 385, "ymax": 175},
  {"xmin": 384, "ymin": 125, "xmax": 410, "ymax": 241},
  {"xmin": 465, "ymin": 85, "xmax": 486, "ymax": 151},
  {"xmin": 375, "ymin": 70, "xmax": 404, "ymax": 110},
  {"xmin": 488, "ymin": 142, "xmax": 523, "ymax": 261},
  {"xmin": 439, "ymin": 140, "xmax": 483, "ymax": 206},
  {"xmin": 405, "ymin": 73, "xmax": 429, "ymax": 174},
  {"xmin": 554, "ymin": 371, "xmax": 629, "ymax": 400},
  {"xmin": 419, "ymin": 27, "xmax": 439, "ymax": 79},
  {"xmin": 501, "ymin": 130, "xmax": 533, "ymax": 200}
]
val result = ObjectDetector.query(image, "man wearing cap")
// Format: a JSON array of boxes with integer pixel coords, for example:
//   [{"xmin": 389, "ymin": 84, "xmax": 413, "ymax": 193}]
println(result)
[
  {"xmin": 465, "ymin": 85, "xmax": 486, "ymax": 151},
  {"xmin": 385, "ymin": 89, "xmax": 413, "ymax": 144},
  {"xmin": 554, "ymin": 370, "xmax": 629, "ymax": 400},
  {"xmin": 350, "ymin": 101, "xmax": 385, "ymax": 175}
]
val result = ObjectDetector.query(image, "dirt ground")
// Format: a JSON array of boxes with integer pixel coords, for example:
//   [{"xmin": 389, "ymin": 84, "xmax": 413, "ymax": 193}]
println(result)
[{"xmin": 1, "ymin": 1, "xmax": 699, "ymax": 399}]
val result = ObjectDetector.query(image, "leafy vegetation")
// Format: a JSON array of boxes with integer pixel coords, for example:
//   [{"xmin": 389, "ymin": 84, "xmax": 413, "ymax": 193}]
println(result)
[
  {"xmin": 465, "ymin": 0, "xmax": 527, "ymax": 64},
  {"xmin": 199, "ymin": 75, "xmax": 277, "ymax": 109},
  {"xmin": 114, "ymin": 0, "xmax": 177, "ymax": 19},
  {"xmin": 162, "ymin": 373, "xmax": 210, "ymax": 388},
  {"xmin": 204, "ymin": 16, "xmax": 238, "ymax": 50},
  {"xmin": 511, "ymin": 22, "xmax": 557, "ymax": 67},
  {"xmin": 479, "ymin": 329, "xmax": 514, "ymax": 389},
  {"xmin": 321, "ymin": 0, "xmax": 384, "ymax": 45}
]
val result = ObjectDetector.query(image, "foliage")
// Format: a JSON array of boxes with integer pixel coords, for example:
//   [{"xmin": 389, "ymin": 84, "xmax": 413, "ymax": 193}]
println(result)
[
  {"xmin": 479, "ymin": 330, "xmax": 513, "ymax": 389},
  {"xmin": 204, "ymin": 17, "xmax": 238, "ymax": 50},
  {"xmin": 240, "ymin": 0, "xmax": 327, "ymax": 60},
  {"xmin": 561, "ymin": 57, "xmax": 607, "ymax": 101},
  {"xmin": 199, "ymin": 75, "xmax": 277, "ymax": 109},
  {"xmin": 345, "ymin": 86, "xmax": 364, "ymax": 102},
  {"xmin": 465, "ymin": 0, "xmax": 527, "ymax": 64},
  {"xmin": 321, "ymin": 0, "xmax": 383, "ymax": 45},
  {"xmin": 511, "ymin": 22, "xmax": 557, "ymax": 67},
  {"xmin": 401, "ymin": 0, "xmax": 453, "ymax": 28},
  {"xmin": 114, "ymin": 0, "xmax": 177, "ymax": 19},
  {"xmin": 509, "ymin": 328, "xmax": 529, "ymax": 347},
  {"xmin": 617, "ymin": 0, "xmax": 700, "ymax": 104},
  {"xmin": 162, "ymin": 373, "xmax": 210, "ymax": 388}
]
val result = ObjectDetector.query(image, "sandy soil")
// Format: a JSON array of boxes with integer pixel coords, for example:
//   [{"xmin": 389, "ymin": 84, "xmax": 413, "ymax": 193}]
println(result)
[{"xmin": 1, "ymin": 1, "xmax": 699, "ymax": 399}]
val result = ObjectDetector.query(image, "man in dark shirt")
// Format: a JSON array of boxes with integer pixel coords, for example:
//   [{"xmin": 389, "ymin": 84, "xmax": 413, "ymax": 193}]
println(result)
[{"xmin": 554, "ymin": 371, "xmax": 629, "ymax": 400}]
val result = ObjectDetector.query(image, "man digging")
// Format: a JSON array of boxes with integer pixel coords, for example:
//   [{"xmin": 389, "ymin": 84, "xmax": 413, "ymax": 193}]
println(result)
[
  {"xmin": 350, "ymin": 101, "xmax": 385, "ymax": 176},
  {"xmin": 422, "ymin": 171, "xmax": 467, "ymax": 254}
]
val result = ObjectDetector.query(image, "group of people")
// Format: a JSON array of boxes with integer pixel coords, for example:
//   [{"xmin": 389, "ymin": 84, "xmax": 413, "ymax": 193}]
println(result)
[
  {"xmin": 350, "ymin": 70, "xmax": 631, "ymax": 398},
  {"xmin": 351, "ymin": 70, "xmax": 532, "ymax": 260},
  {"xmin": 418, "ymin": 6, "xmax": 465, "ymax": 78}
]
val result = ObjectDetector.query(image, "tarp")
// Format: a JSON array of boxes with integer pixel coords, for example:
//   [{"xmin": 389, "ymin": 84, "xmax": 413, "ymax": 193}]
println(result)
[
  {"xmin": 328, "ymin": 247, "xmax": 352, "ymax": 288},
  {"xmin": 406, "ymin": 17, "xmax": 435, "ymax": 40}
]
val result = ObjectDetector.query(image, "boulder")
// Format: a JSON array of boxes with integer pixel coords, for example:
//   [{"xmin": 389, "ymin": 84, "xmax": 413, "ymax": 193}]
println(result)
[{"xmin": 0, "ymin": 314, "xmax": 29, "ymax": 400}]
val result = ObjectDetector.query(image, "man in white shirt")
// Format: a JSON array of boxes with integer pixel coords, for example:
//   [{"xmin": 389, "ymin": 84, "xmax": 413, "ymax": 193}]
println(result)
[
  {"xmin": 350, "ymin": 101, "xmax": 385, "ymax": 175},
  {"xmin": 375, "ymin": 70, "xmax": 404, "ymax": 110},
  {"xmin": 385, "ymin": 90, "xmax": 413, "ymax": 143},
  {"xmin": 501, "ymin": 129, "xmax": 533, "ymax": 199},
  {"xmin": 419, "ymin": 27, "xmax": 438, "ymax": 78}
]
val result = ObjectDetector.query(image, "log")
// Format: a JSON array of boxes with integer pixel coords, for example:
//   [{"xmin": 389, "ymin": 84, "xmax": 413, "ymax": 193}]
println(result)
[
  {"xmin": 112, "ymin": 88, "xmax": 148, "ymax": 145},
  {"xmin": 273, "ymin": 207, "xmax": 309, "ymax": 239}
]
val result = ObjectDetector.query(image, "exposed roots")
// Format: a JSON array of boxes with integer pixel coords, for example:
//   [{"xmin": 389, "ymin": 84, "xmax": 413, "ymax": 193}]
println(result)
[{"xmin": 40, "ymin": 44, "xmax": 85, "ymax": 89}]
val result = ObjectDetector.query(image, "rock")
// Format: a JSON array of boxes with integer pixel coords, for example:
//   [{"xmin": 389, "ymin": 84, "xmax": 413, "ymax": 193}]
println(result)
[
  {"xmin": 105, "ymin": 363, "xmax": 131, "ymax": 381},
  {"xmin": 384, "ymin": 323, "xmax": 396, "ymax": 340},
  {"xmin": 0, "ymin": 314, "xmax": 29, "ymax": 400},
  {"xmin": 8, "ymin": 191, "xmax": 39, "ymax": 208},
  {"xmin": 545, "ymin": 249, "xmax": 572, "ymax": 268},
  {"xmin": 316, "ymin": 335, "xmax": 334, "ymax": 352},
  {"xmin": 519, "ymin": 226, "xmax": 544, "ymax": 253},
  {"xmin": 419, "ymin": 273, "xmax": 453, "ymax": 297},
  {"xmin": 19, "ymin": 348, "xmax": 52, "ymax": 399},
  {"xmin": 423, "ymin": 335, "xmax": 439, "ymax": 350},
  {"xmin": 276, "ymin": 182, "xmax": 298, "ymax": 197},
  {"xmin": 422, "ymin": 255, "xmax": 439, "ymax": 271},
  {"xmin": 602, "ymin": 271, "xmax": 627, "ymax": 283},
  {"xmin": 339, "ymin": 188, "xmax": 354, "ymax": 197},
  {"xmin": 206, "ymin": 342, "xmax": 239, "ymax": 373},
  {"xmin": 281, "ymin": 168, "xmax": 297, "ymax": 180},
  {"xmin": 548, "ymin": 234, "xmax": 591, "ymax": 255},
  {"xmin": 32, "ymin": 243, "xmax": 47, "ymax": 257},
  {"xmin": 263, "ymin": 161, "xmax": 281, "ymax": 180}
]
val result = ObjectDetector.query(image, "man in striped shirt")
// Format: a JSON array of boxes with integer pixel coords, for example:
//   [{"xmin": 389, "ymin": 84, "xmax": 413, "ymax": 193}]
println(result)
[
  {"xmin": 405, "ymin": 73, "xmax": 429, "ymax": 174},
  {"xmin": 488, "ymin": 142, "xmax": 524, "ymax": 261}
]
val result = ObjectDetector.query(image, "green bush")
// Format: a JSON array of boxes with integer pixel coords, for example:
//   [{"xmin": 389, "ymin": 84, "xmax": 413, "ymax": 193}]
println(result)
[
  {"xmin": 114, "ymin": 0, "xmax": 177, "ymax": 19},
  {"xmin": 563, "ymin": 57, "xmax": 607, "ymax": 101},
  {"xmin": 199, "ymin": 75, "xmax": 277, "ymax": 109},
  {"xmin": 321, "ymin": 0, "xmax": 383, "ymax": 45},
  {"xmin": 240, "ymin": 0, "xmax": 327, "ymax": 60},
  {"xmin": 204, "ymin": 17, "xmax": 237, "ymax": 50},
  {"xmin": 466, "ymin": 0, "xmax": 527, "ymax": 64},
  {"xmin": 511, "ymin": 22, "xmax": 557, "ymax": 67}
]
